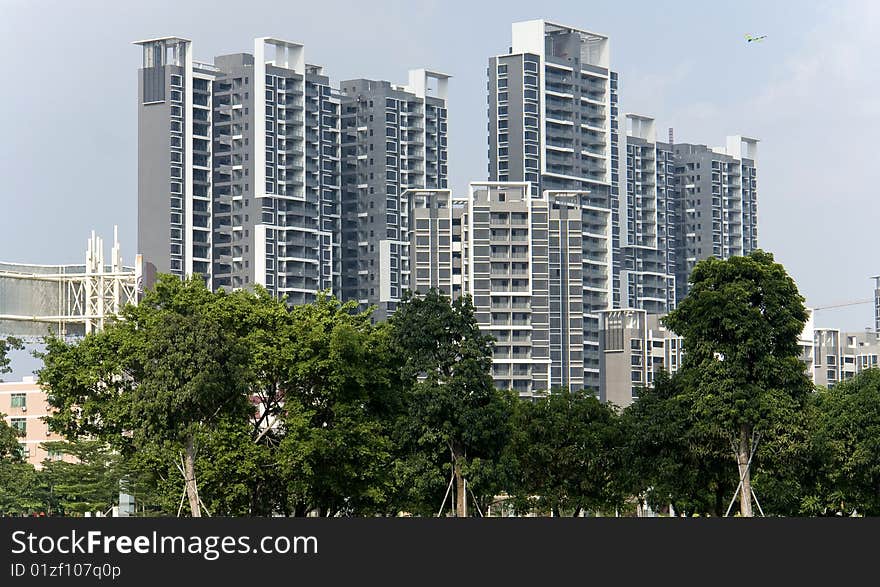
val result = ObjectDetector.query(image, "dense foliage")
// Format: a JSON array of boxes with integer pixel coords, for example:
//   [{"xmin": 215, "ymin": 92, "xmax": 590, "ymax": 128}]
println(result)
[{"xmin": 0, "ymin": 252, "xmax": 875, "ymax": 517}]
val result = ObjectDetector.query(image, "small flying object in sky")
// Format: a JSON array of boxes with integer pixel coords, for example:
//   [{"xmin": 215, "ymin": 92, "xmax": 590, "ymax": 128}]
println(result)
[{"xmin": 745, "ymin": 34, "xmax": 767, "ymax": 43}]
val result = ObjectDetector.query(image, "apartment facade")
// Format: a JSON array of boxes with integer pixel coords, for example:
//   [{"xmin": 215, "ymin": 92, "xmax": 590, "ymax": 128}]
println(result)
[
  {"xmin": 440, "ymin": 182, "xmax": 611, "ymax": 397},
  {"xmin": 487, "ymin": 20, "xmax": 618, "ymax": 197},
  {"xmin": 339, "ymin": 71, "xmax": 450, "ymax": 319},
  {"xmin": 136, "ymin": 37, "xmax": 342, "ymax": 304},
  {"xmin": 618, "ymin": 115, "xmax": 678, "ymax": 314},
  {"xmin": 407, "ymin": 189, "xmax": 462, "ymax": 298},
  {"xmin": 598, "ymin": 309, "xmax": 683, "ymax": 407},
  {"xmin": 1, "ymin": 377, "xmax": 70, "ymax": 468},
  {"xmin": 485, "ymin": 20, "xmax": 619, "ymax": 392},
  {"xmin": 673, "ymin": 137, "xmax": 759, "ymax": 302},
  {"xmin": 616, "ymin": 116, "xmax": 760, "ymax": 311},
  {"xmin": 812, "ymin": 328, "xmax": 880, "ymax": 388}
]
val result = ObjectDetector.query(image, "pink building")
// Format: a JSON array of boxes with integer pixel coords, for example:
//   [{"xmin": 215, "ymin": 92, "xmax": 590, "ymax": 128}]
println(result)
[{"xmin": 0, "ymin": 376, "xmax": 67, "ymax": 468}]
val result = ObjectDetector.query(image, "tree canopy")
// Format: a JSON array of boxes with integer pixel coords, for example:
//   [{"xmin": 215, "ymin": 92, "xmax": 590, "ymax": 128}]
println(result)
[
  {"xmin": 810, "ymin": 369, "xmax": 880, "ymax": 515},
  {"xmin": 506, "ymin": 388, "xmax": 625, "ymax": 516},
  {"xmin": 663, "ymin": 250, "xmax": 813, "ymax": 516},
  {"xmin": 391, "ymin": 290, "xmax": 513, "ymax": 517}
]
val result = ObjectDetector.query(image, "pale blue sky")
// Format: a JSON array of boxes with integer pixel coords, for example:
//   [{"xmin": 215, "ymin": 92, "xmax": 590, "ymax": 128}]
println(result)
[{"xmin": 1, "ymin": 0, "xmax": 878, "ymax": 376}]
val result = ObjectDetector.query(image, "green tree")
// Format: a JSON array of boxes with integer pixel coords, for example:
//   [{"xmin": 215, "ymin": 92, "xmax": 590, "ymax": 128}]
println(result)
[
  {"xmin": 40, "ymin": 440, "xmax": 122, "ymax": 516},
  {"xmin": 506, "ymin": 388, "xmax": 624, "ymax": 516},
  {"xmin": 0, "ymin": 406, "xmax": 47, "ymax": 516},
  {"xmin": 0, "ymin": 336, "xmax": 23, "ymax": 381},
  {"xmin": 0, "ymin": 415, "xmax": 23, "ymax": 462},
  {"xmin": 274, "ymin": 296, "xmax": 401, "ymax": 517},
  {"xmin": 810, "ymin": 369, "xmax": 880, "ymax": 515},
  {"xmin": 40, "ymin": 275, "xmax": 253, "ymax": 517},
  {"xmin": 0, "ymin": 461, "xmax": 47, "ymax": 516},
  {"xmin": 663, "ymin": 251, "xmax": 813, "ymax": 516},
  {"xmin": 210, "ymin": 288, "xmax": 402, "ymax": 517},
  {"xmin": 392, "ymin": 290, "xmax": 513, "ymax": 517},
  {"xmin": 620, "ymin": 372, "xmax": 735, "ymax": 516}
]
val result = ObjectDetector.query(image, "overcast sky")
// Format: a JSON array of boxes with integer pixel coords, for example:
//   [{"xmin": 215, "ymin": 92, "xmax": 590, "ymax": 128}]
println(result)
[{"xmin": 1, "ymin": 0, "xmax": 877, "ymax": 375}]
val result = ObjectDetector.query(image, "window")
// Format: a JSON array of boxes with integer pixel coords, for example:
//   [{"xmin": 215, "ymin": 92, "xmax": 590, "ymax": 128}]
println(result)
[
  {"xmin": 11, "ymin": 418, "xmax": 26, "ymax": 434},
  {"xmin": 631, "ymin": 339, "xmax": 642, "ymax": 351},
  {"xmin": 10, "ymin": 394, "xmax": 26, "ymax": 409}
]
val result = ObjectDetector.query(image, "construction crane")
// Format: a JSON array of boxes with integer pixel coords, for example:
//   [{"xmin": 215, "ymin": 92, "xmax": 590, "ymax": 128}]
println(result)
[{"xmin": 812, "ymin": 299, "xmax": 873, "ymax": 312}]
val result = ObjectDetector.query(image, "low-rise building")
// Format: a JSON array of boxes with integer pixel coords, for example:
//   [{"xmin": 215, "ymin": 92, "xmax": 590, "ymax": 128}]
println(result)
[
  {"xmin": 0, "ymin": 376, "xmax": 68, "ymax": 468},
  {"xmin": 812, "ymin": 328, "xmax": 880, "ymax": 388},
  {"xmin": 599, "ymin": 308, "xmax": 682, "ymax": 408}
]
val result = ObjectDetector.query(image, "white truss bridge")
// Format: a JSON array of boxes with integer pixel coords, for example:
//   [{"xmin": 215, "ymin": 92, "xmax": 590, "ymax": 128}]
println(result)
[{"xmin": 0, "ymin": 227, "xmax": 141, "ymax": 340}]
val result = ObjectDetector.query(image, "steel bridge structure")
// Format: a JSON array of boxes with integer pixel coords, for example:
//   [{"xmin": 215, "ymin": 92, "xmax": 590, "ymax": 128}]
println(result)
[{"xmin": 0, "ymin": 228, "xmax": 140, "ymax": 340}]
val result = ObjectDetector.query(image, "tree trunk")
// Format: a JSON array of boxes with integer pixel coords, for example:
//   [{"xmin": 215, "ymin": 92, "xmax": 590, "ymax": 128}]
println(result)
[
  {"xmin": 453, "ymin": 453, "xmax": 467, "ymax": 518},
  {"xmin": 736, "ymin": 426, "xmax": 754, "ymax": 518},
  {"xmin": 183, "ymin": 435, "xmax": 201, "ymax": 518}
]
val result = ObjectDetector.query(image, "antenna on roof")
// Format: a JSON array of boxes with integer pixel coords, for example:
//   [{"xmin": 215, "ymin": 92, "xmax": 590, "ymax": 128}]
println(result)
[{"xmin": 668, "ymin": 127, "xmax": 674, "ymax": 146}]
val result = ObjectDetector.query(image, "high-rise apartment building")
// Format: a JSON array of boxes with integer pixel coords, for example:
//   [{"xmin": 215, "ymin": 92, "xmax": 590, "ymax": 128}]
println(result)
[
  {"xmin": 618, "ymin": 115, "xmax": 678, "ymax": 314},
  {"xmin": 407, "ymin": 189, "xmax": 462, "ymax": 298},
  {"xmin": 617, "ymin": 116, "xmax": 759, "ymax": 312},
  {"xmin": 339, "ymin": 71, "xmax": 449, "ymax": 319},
  {"xmin": 487, "ymin": 20, "xmax": 618, "ymax": 198},
  {"xmin": 136, "ymin": 37, "xmax": 341, "ymax": 304},
  {"xmin": 673, "ymin": 136, "xmax": 759, "ymax": 302},
  {"xmin": 440, "ymin": 182, "xmax": 611, "ymax": 397},
  {"xmin": 485, "ymin": 20, "xmax": 619, "ymax": 392}
]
